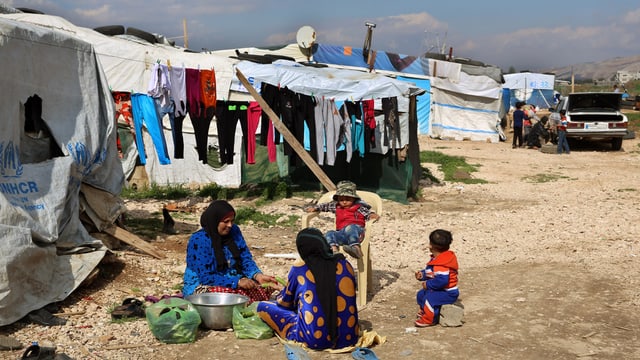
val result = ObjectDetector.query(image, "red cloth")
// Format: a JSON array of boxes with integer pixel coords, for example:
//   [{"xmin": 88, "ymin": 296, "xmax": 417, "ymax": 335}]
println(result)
[
  {"xmin": 200, "ymin": 285, "xmax": 274, "ymax": 303},
  {"xmin": 200, "ymin": 69, "xmax": 217, "ymax": 110}
]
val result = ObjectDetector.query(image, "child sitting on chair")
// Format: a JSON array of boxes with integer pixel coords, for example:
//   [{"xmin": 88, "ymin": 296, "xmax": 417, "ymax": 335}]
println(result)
[
  {"xmin": 305, "ymin": 180, "xmax": 380, "ymax": 259},
  {"xmin": 414, "ymin": 229, "xmax": 459, "ymax": 327}
]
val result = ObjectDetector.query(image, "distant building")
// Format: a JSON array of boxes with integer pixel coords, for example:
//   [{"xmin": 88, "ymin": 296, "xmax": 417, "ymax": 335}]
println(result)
[{"xmin": 616, "ymin": 70, "xmax": 640, "ymax": 84}]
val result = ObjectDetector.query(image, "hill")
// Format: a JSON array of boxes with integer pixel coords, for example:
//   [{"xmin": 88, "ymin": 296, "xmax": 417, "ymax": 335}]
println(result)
[{"xmin": 541, "ymin": 54, "xmax": 640, "ymax": 82}]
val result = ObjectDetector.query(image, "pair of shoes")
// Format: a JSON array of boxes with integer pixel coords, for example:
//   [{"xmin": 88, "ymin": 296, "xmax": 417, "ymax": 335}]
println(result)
[
  {"xmin": 342, "ymin": 244, "xmax": 363, "ymax": 259},
  {"xmin": 0, "ymin": 334, "xmax": 22, "ymax": 350},
  {"xmin": 26, "ymin": 309, "xmax": 67, "ymax": 326},
  {"xmin": 111, "ymin": 298, "xmax": 145, "ymax": 319},
  {"xmin": 351, "ymin": 347, "xmax": 379, "ymax": 360},
  {"xmin": 414, "ymin": 318, "xmax": 435, "ymax": 328}
]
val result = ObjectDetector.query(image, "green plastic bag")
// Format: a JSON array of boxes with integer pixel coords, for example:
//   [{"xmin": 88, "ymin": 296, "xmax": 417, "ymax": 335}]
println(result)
[
  {"xmin": 232, "ymin": 302, "xmax": 274, "ymax": 339},
  {"xmin": 146, "ymin": 298, "xmax": 201, "ymax": 344}
]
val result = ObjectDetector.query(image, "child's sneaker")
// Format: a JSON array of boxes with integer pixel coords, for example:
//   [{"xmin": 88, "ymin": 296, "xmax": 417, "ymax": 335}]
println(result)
[
  {"xmin": 342, "ymin": 244, "xmax": 363, "ymax": 259},
  {"xmin": 414, "ymin": 318, "xmax": 434, "ymax": 328}
]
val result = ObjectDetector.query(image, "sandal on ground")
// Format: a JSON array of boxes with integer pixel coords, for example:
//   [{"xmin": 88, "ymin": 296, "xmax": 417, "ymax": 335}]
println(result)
[
  {"xmin": 351, "ymin": 347, "xmax": 379, "ymax": 360},
  {"xmin": 25, "ymin": 308, "xmax": 67, "ymax": 326},
  {"xmin": 111, "ymin": 298, "xmax": 145, "ymax": 319},
  {"xmin": 342, "ymin": 244, "xmax": 363, "ymax": 259},
  {"xmin": 21, "ymin": 342, "xmax": 55, "ymax": 359},
  {"xmin": 0, "ymin": 334, "xmax": 23, "ymax": 350}
]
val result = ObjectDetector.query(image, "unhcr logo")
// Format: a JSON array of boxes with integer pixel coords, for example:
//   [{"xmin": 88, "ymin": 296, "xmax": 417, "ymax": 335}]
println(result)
[
  {"xmin": 0, "ymin": 141, "xmax": 23, "ymax": 178},
  {"xmin": 0, "ymin": 140, "xmax": 38, "ymax": 196}
]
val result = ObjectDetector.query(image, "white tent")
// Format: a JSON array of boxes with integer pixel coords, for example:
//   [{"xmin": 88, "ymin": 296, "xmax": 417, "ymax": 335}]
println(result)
[
  {"xmin": 0, "ymin": 16, "xmax": 125, "ymax": 325},
  {"xmin": 1, "ymin": 12, "xmax": 244, "ymax": 187},
  {"xmin": 503, "ymin": 72, "xmax": 555, "ymax": 109},
  {"xmin": 310, "ymin": 44, "xmax": 505, "ymax": 143},
  {"xmin": 428, "ymin": 60, "xmax": 504, "ymax": 142}
]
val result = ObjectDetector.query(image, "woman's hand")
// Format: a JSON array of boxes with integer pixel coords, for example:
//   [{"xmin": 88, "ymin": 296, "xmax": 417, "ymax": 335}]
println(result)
[
  {"xmin": 415, "ymin": 271, "xmax": 423, "ymax": 280},
  {"xmin": 254, "ymin": 273, "xmax": 284, "ymax": 290},
  {"xmin": 237, "ymin": 277, "xmax": 258, "ymax": 290}
]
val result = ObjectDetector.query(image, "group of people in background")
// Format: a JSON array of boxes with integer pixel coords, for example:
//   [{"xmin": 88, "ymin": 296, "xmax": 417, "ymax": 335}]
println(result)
[
  {"xmin": 182, "ymin": 180, "xmax": 460, "ymax": 351},
  {"xmin": 510, "ymin": 101, "xmax": 569, "ymax": 154}
]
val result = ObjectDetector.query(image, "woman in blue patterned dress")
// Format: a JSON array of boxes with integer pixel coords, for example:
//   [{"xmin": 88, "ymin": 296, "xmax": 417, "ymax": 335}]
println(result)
[
  {"xmin": 257, "ymin": 227, "xmax": 359, "ymax": 350},
  {"xmin": 182, "ymin": 200, "xmax": 280, "ymax": 301}
]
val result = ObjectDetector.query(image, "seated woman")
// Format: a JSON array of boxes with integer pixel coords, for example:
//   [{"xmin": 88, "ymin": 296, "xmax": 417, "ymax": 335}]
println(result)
[
  {"xmin": 182, "ymin": 200, "xmax": 281, "ymax": 301},
  {"xmin": 257, "ymin": 228, "xmax": 359, "ymax": 350},
  {"xmin": 527, "ymin": 116, "xmax": 550, "ymax": 149}
]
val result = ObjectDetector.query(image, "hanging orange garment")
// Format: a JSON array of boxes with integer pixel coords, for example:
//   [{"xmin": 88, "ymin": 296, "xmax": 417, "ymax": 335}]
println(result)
[{"xmin": 200, "ymin": 68, "xmax": 217, "ymax": 110}]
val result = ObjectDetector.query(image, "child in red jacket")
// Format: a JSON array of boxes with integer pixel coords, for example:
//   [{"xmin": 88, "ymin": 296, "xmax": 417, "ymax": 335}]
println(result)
[
  {"xmin": 305, "ymin": 180, "xmax": 379, "ymax": 259},
  {"xmin": 414, "ymin": 229, "xmax": 460, "ymax": 327}
]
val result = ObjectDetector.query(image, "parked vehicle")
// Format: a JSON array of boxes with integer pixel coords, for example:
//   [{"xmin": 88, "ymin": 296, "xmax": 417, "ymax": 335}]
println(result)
[{"xmin": 549, "ymin": 92, "xmax": 628, "ymax": 150}]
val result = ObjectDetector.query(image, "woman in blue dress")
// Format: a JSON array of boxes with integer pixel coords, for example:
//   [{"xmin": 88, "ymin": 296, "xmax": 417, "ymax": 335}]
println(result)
[
  {"xmin": 257, "ymin": 227, "xmax": 359, "ymax": 350},
  {"xmin": 182, "ymin": 200, "xmax": 280, "ymax": 301}
]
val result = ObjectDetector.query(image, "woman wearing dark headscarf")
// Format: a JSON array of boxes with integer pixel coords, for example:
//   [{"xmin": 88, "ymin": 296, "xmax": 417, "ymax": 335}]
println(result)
[
  {"xmin": 256, "ymin": 228, "xmax": 359, "ymax": 350},
  {"xmin": 182, "ymin": 200, "xmax": 280, "ymax": 301}
]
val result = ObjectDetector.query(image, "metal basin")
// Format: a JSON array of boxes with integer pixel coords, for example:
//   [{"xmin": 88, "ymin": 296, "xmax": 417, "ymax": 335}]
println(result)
[{"xmin": 185, "ymin": 293, "xmax": 249, "ymax": 330}]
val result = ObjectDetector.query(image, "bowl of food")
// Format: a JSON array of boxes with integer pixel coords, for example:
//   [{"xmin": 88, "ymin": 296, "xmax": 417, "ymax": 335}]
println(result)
[{"xmin": 185, "ymin": 293, "xmax": 249, "ymax": 330}]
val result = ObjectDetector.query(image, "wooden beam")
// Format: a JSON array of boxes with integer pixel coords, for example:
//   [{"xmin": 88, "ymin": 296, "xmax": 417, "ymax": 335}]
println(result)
[
  {"xmin": 103, "ymin": 225, "xmax": 165, "ymax": 259},
  {"xmin": 235, "ymin": 68, "xmax": 336, "ymax": 191}
]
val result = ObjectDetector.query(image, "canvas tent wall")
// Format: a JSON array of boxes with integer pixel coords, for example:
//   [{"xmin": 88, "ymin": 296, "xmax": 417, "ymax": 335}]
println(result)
[
  {"xmin": 234, "ymin": 60, "xmax": 422, "ymax": 202},
  {"xmin": 1, "ymin": 12, "xmax": 244, "ymax": 187},
  {"xmin": 313, "ymin": 44, "xmax": 504, "ymax": 142},
  {"xmin": 503, "ymin": 72, "xmax": 555, "ymax": 109},
  {"xmin": 0, "ymin": 17, "xmax": 125, "ymax": 325}
]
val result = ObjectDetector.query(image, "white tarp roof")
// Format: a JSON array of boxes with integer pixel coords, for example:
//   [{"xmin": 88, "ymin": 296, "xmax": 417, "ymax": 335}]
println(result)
[
  {"xmin": 235, "ymin": 60, "xmax": 414, "ymax": 101},
  {"xmin": 0, "ymin": 16, "xmax": 125, "ymax": 325}
]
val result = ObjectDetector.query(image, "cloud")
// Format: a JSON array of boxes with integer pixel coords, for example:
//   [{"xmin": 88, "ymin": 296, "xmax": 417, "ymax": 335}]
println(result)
[
  {"xmin": 73, "ymin": 4, "xmax": 110, "ymax": 20},
  {"xmin": 621, "ymin": 8, "xmax": 640, "ymax": 24}
]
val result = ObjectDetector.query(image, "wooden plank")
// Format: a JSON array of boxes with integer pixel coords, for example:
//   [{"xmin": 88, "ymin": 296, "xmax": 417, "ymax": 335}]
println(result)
[
  {"xmin": 235, "ymin": 68, "xmax": 336, "ymax": 192},
  {"xmin": 103, "ymin": 225, "xmax": 165, "ymax": 259}
]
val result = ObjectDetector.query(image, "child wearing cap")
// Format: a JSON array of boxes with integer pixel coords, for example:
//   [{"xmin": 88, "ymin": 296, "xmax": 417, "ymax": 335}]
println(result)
[{"xmin": 305, "ymin": 180, "xmax": 380, "ymax": 259}]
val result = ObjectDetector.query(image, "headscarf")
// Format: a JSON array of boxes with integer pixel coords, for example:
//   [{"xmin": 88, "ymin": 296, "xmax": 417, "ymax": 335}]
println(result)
[
  {"xmin": 296, "ymin": 227, "xmax": 345, "ymax": 344},
  {"xmin": 200, "ymin": 200, "xmax": 242, "ymax": 272}
]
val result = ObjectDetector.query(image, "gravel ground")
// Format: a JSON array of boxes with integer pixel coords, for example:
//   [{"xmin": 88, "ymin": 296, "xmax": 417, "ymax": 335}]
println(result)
[{"xmin": 1, "ymin": 134, "xmax": 639, "ymax": 360}]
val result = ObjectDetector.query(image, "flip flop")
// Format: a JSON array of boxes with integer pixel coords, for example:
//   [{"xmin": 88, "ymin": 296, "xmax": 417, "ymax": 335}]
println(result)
[
  {"xmin": 21, "ymin": 342, "xmax": 55, "ymax": 359},
  {"xmin": 0, "ymin": 334, "xmax": 23, "ymax": 350},
  {"xmin": 111, "ymin": 298, "xmax": 145, "ymax": 319},
  {"xmin": 351, "ymin": 347, "xmax": 379, "ymax": 360},
  {"xmin": 25, "ymin": 309, "xmax": 67, "ymax": 326}
]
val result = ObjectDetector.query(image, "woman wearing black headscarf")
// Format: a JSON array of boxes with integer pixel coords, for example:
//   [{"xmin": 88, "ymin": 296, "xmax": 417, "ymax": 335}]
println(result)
[
  {"xmin": 256, "ymin": 228, "xmax": 359, "ymax": 350},
  {"xmin": 182, "ymin": 200, "xmax": 280, "ymax": 301}
]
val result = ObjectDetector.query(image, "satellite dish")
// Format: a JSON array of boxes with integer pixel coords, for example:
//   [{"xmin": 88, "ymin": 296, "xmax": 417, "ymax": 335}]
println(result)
[{"xmin": 296, "ymin": 25, "xmax": 316, "ymax": 49}]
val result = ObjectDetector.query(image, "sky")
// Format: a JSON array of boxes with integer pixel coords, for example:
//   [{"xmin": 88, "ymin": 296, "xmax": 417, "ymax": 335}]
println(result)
[{"xmin": 5, "ymin": 0, "xmax": 640, "ymax": 72}]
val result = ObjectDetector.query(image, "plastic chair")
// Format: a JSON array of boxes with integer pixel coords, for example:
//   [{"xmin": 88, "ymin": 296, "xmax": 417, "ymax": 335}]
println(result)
[{"xmin": 301, "ymin": 190, "xmax": 382, "ymax": 308}]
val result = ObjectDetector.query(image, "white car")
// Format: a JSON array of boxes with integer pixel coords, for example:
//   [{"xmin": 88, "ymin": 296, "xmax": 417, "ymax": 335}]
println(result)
[{"xmin": 549, "ymin": 92, "xmax": 628, "ymax": 150}]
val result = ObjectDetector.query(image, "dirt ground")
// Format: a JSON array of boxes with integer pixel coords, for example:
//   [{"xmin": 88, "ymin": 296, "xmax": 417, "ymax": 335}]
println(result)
[{"xmin": 2, "ymin": 133, "xmax": 640, "ymax": 360}]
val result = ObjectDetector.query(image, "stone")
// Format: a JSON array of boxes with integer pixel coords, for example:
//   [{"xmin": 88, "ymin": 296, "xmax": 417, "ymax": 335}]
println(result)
[{"xmin": 439, "ymin": 302, "xmax": 465, "ymax": 327}]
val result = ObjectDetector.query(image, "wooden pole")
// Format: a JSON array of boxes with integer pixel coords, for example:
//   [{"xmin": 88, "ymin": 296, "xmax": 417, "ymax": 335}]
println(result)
[
  {"xmin": 235, "ymin": 69, "xmax": 336, "ymax": 192},
  {"xmin": 182, "ymin": 18, "xmax": 188, "ymax": 48}
]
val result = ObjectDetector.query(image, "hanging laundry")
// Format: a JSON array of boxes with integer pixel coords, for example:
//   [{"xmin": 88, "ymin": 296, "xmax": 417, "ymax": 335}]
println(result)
[
  {"xmin": 131, "ymin": 93, "xmax": 171, "ymax": 165},
  {"xmin": 215, "ymin": 100, "xmax": 249, "ymax": 165},
  {"xmin": 169, "ymin": 65, "xmax": 187, "ymax": 158}
]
